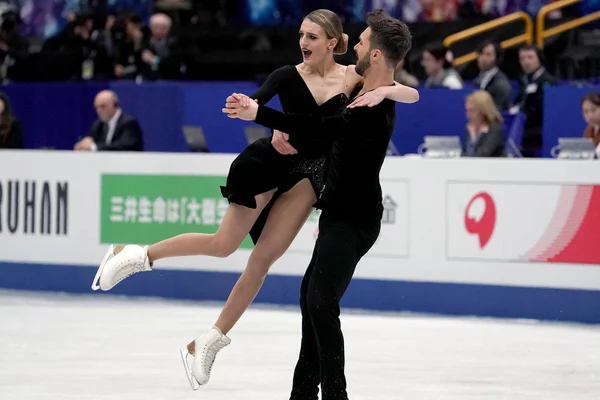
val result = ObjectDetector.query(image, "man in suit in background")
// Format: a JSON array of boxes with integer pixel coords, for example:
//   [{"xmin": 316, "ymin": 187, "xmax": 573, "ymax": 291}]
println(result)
[
  {"xmin": 74, "ymin": 90, "xmax": 144, "ymax": 151},
  {"xmin": 474, "ymin": 41, "xmax": 512, "ymax": 111}
]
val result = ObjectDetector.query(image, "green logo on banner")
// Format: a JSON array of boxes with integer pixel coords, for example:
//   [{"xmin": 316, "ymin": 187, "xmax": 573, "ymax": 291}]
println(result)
[{"xmin": 100, "ymin": 174, "xmax": 254, "ymax": 248}]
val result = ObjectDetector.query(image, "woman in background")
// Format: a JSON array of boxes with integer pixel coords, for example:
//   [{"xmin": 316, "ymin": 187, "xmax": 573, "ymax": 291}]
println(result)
[
  {"xmin": 463, "ymin": 90, "xmax": 505, "ymax": 157},
  {"xmin": 0, "ymin": 92, "xmax": 23, "ymax": 149},
  {"xmin": 581, "ymin": 92, "xmax": 600, "ymax": 152}
]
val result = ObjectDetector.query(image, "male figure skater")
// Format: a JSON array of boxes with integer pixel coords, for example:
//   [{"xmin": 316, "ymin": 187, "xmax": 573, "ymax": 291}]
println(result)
[{"xmin": 223, "ymin": 9, "xmax": 413, "ymax": 400}]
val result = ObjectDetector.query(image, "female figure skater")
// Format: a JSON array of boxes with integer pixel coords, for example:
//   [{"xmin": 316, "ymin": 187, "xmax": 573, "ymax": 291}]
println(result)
[{"xmin": 91, "ymin": 9, "xmax": 419, "ymax": 389}]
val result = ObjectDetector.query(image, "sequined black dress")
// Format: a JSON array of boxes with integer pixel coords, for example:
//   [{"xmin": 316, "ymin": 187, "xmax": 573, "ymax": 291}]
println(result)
[{"xmin": 220, "ymin": 65, "xmax": 348, "ymax": 243}]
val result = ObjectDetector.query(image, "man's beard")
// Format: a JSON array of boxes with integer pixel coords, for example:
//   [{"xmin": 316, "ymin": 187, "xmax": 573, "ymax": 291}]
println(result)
[{"xmin": 355, "ymin": 53, "xmax": 371, "ymax": 76}]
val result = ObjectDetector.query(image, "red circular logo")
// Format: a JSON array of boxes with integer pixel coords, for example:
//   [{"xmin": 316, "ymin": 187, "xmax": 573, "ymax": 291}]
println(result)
[{"xmin": 465, "ymin": 192, "xmax": 496, "ymax": 249}]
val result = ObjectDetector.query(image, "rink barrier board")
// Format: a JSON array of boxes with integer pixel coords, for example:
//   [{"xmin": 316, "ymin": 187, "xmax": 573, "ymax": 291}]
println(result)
[
  {"xmin": 1, "ymin": 261, "xmax": 599, "ymax": 324},
  {"xmin": 1, "ymin": 152, "xmax": 600, "ymax": 324}
]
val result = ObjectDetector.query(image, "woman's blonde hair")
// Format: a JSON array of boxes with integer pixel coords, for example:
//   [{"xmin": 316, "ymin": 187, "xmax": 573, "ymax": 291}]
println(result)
[
  {"xmin": 466, "ymin": 90, "xmax": 503, "ymax": 125},
  {"xmin": 305, "ymin": 9, "xmax": 348, "ymax": 55}
]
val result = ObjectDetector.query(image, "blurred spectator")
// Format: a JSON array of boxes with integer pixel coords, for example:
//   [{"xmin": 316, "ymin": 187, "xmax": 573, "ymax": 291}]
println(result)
[
  {"xmin": 512, "ymin": 44, "xmax": 556, "ymax": 156},
  {"xmin": 74, "ymin": 90, "xmax": 143, "ymax": 152},
  {"xmin": 581, "ymin": 92, "xmax": 600, "ymax": 152},
  {"xmin": 140, "ymin": 13, "xmax": 182, "ymax": 80},
  {"xmin": 473, "ymin": 41, "xmax": 511, "ymax": 111},
  {"xmin": 394, "ymin": 59, "xmax": 419, "ymax": 87},
  {"xmin": 90, "ymin": 13, "xmax": 117, "ymax": 62},
  {"xmin": 0, "ymin": 91, "xmax": 22, "ymax": 149},
  {"xmin": 0, "ymin": 6, "xmax": 29, "ymax": 82},
  {"xmin": 40, "ymin": 12, "xmax": 106, "ymax": 80},
  {"xmin": 463, "ymin": 90, "xmax": 506, "ymax": 157},
  {"xmin": 113, "ymin": 13, "xmax": 145, "ymax": 80},
  {"xmin": 420, "ymin": 0, "xmax": 460, "ymax": 21},
  {"xmin": 422, "ymin": 42, "xmax": 463, "ymax": 89}
]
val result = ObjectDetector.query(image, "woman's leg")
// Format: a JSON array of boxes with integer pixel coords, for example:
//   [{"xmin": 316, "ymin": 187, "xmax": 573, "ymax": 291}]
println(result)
[
  {"xmin": 96, "ymin": 190, "xmax": 279, "ymax": 293},
  {"xmin": 187, "ymin": 179, "xmax": 316, "ymax": 357},
  {"xmin": 214, "ymin": 179, "xmax": 316, "ymax": 334},
  {"xmin": 121, "ymin": 190, "xmax": 277, "ymax": 262}
]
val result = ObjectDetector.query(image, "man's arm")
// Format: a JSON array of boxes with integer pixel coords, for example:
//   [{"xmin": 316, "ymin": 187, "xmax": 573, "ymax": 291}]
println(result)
[
  {"xmin": 96, "ymin": 119, "xmax": 143, "ymax": 151},
  {"xmin": 254, "ymin": 104, "xmax": 363, "ymax": 140},
  {"xmin": 488, "ymin": 78, "xmax": 512, "ymax": 111},
  {"xmin": 87, "ymin": 120, "xmax": 102, "ymax": 142}
]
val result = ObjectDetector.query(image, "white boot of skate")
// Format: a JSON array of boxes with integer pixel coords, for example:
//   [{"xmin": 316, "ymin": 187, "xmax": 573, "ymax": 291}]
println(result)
[
  {"xmin": 180, "ymin": 327, "xmax": 231, "ymax": 390},
  {"xmin": 91, "ymin": 244, "xmax": 152, "ymax": 291}
]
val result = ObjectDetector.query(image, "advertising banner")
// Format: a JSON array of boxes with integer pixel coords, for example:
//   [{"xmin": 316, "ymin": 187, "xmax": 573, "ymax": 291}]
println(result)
[
  {"xmin": 447, "ymin": 182, "xmax": 600, "ymax": 265},
  {"xmin": 287, "ymin": 180, "xmax": 409, "ymax": 258},
  {"xmin": 100, "ymin": 174, "xmax": 253, "ymax": 248}
]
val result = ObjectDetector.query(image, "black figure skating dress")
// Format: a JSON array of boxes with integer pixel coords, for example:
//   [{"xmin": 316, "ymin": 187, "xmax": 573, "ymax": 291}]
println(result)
[{"xmin": 220, "ymin": 65, "xmax": 348, "ymax": 243}]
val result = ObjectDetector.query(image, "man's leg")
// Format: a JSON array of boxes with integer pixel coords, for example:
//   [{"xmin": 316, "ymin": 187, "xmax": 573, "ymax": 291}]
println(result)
[
  {"xmin": 290, "ymin": 242, "xmax": 322, "ymax": 400},
  {"xmin": 305, "ymin": 216, "xmax": 380, "ymax": 400}
]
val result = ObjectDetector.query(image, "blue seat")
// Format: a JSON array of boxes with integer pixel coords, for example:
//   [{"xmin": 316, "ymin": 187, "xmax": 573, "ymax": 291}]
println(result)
[{"xmin": 501, "ymin": 112, "xmax": 527, "ymax": 157}]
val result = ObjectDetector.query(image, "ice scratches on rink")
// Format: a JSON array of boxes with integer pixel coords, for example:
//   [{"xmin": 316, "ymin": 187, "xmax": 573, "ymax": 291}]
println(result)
[{"xmin": 1, "ymin": 290, "xmax": 599, "ymax": 400}]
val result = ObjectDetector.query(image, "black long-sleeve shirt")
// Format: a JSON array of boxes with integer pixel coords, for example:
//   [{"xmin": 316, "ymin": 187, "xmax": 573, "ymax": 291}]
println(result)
[
  {"xmin": 254, "ymin": 94, "xmax": 396, "ymax": 225},
  {"xmin": 0, "ymin": 119, "xmax": 23, "ymax": 149}
]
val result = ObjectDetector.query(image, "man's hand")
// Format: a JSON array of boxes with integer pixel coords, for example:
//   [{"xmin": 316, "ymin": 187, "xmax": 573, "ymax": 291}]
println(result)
[
  {"xmin": 142, "ymin": 50, "xmax": 156, "ymax": 65},
  {"xmin": 74, "ymin": 137, "xmax": 94, "ymax": 151},
  {"xmin": 222, "ymin": 93, "xmax": 258, "ymax": 121},
  {"xmin": 272, "ymin": 130, "xmax": 297, "ymax": 155},
  {"xmin": 114, "ymin": 64, "xmax": 125, "ymax": 77}
]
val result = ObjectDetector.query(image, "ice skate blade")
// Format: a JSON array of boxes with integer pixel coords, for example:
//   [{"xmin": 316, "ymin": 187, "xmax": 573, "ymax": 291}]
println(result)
[
  {"xmin": 91, "ymin": 245, "xmax": 115, "ymax": 291},
  {"xmin": 180, "ymin": 348, "xmax": 200, "ymax": 391}
]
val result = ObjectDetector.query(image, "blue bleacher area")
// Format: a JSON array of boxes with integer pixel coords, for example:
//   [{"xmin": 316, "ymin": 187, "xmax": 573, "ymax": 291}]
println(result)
[{"xmin": 4, "ymin": 80, "xmax": 597, "ymax": 157}]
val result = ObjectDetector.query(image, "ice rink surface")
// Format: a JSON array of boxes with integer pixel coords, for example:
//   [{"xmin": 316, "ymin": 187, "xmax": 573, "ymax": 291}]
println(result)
[{"xmin": 1, "ymin": 290, "xmax": 599, "ymax": 400}]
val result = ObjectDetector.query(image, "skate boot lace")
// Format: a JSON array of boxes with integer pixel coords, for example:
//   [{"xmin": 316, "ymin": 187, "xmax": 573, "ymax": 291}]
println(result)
[
  {"xmin": 110, "ymin": 256, "xmax": 147, "ymax": 287},
  {"xmin": 201, "ymin": 339, "xmax": 228, "ymax": 376}
]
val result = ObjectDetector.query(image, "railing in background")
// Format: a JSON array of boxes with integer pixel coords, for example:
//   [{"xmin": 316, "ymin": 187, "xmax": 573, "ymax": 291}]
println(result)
[
  {"xmin": 444, "ymin": 12, "xmax": 534, "ymax": 67},
  {"xmin": 537, "ymin": 0, "xmax": 600, "ymax": 48}
]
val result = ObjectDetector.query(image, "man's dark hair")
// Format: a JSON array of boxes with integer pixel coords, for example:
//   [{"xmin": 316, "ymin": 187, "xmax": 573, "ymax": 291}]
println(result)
[
  {"xmin": 365, "ymin": 9, "xmax": 412, "ymax": 68},
  {"xmin": 518, "ymin": 43, "xmax": 544, "ymax": 62},
  {"xmin": 477, "ymin": 41, "xmax": 503, "ymax": 64},
  {"xmin": 423, "ymin": 41, "xmax": 452, "ymax": 69}
]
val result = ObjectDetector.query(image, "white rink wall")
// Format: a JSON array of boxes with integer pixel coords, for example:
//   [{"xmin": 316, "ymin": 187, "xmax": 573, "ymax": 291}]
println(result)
[{"xmin": 1, "ymin": 151, "xmax": 599, "ymax": 323}]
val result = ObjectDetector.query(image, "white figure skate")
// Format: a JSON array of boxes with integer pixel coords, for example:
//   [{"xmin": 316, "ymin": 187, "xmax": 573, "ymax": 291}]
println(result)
[
  {"xmin": 91, "ymin": 244, "xmax": 152, "ymax": 291},
  {"xmin": 180, "ymin": 327, "xmax": 231, "ymax": 390}
]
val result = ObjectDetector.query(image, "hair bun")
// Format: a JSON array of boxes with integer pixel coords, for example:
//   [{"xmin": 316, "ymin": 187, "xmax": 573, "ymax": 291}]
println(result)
[{"xmin": 334, "ymin": 33, "xmax": 349, "ymax": 55}]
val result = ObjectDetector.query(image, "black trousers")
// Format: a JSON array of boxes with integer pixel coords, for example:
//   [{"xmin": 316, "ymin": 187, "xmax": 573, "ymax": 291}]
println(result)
[{"xmin": 289, "ymin": 212, "xmax": 380, "ymax": 400}]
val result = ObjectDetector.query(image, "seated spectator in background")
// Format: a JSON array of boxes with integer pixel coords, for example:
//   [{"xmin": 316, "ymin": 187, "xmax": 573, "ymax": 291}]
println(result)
[
  {"xmin": 114, "ymin": 14, "xmax": 145, "ymax": 80},
  {"xmin": 474, "ymin": 41, "xmax": 511, "ymax": 111},
  {"xmin": 74, "ymin": 90, "xmax": 143, "ymax": 151},
  {"xmin": 0, "ymin": 7, "xmax": 29, "ymax": 82},
  {"xmin": 463, "ymin": 90, "xmax": 506, "ymax": 157},
  {"xmin": 581, "ymin": 92, "xmax": 600, "ymax": 153},
  {"xmin": 422, "ymin": 42, "xmax": 463, "ymax": 89},
  {"xmin": 0, "ymin": 91, "xmax": 22, "ymax": 149},
  {"xmin": 140, "ymin": 13, "xmax": 181, "ymax": 80},
  {"xmin": 512, "ymin": 44, "xmax": 556, "ymax": 156},
  {"xmin": 40, "ymin": 12, "xmax": 96, "ymax": 80},
  {"xmin": 394, "ymin": 58, "xmax": 419, "ymax": 87}
]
